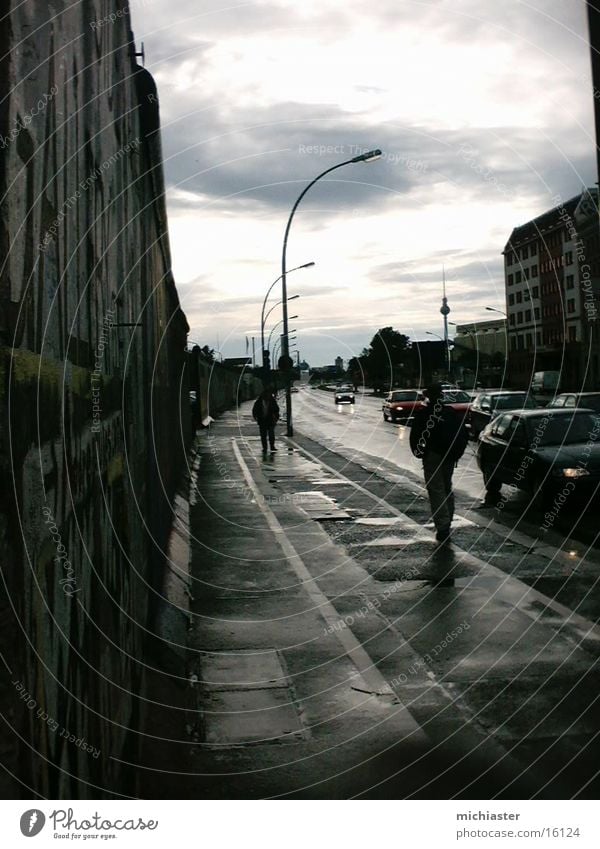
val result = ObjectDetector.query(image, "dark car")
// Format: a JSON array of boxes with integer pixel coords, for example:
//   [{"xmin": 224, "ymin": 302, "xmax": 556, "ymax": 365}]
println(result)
[
  {"xmin": 477, "ymin": 408, "xmax": 600, "ymax": 509},
  {"xmin": 335, "ymin": 386, "xmax": 355, "ymax": 404},
  {"xmin": 468, "ymin": 391, "xmax": 537, "ymax": 439},
  {"xmin": 382, "ymin": 389, "xmax": 425, "ymax": 422},
  {"xmin": 547, "ymin": 392, "xmax": 600, "ymax": 412}
]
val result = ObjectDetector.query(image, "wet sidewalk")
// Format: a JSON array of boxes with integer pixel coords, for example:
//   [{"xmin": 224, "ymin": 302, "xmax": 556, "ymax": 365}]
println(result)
[{"xmin": 143, "ymin": 406, "xmax": 600, "ymax": 799}]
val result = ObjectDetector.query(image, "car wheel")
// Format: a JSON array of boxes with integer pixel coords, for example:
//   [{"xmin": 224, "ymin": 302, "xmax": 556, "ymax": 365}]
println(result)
[{"xmin": 383, "ymin": 412, "xmax": 388, "ymax": 421}]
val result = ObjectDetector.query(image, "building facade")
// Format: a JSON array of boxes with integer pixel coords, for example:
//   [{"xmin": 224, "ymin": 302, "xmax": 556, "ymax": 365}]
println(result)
[
  {"xmin": 504, "ymin": 189, "xmax": 600, "ymax": 389},
  {"xmin": 453, "ymin": 319, "xmax": 506, "ymax": 387}
]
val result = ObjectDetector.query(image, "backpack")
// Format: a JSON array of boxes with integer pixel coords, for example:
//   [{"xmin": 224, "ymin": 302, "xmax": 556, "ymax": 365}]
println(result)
[{"xmin": 411, "ymin": 405, "xmax": 468, "ymax": 462}]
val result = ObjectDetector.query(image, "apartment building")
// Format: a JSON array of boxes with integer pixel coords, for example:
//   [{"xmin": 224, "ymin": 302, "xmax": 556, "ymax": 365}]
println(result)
[{"xmin": 504, "ymin": 189, "xmax": 600, "ymax": 389}]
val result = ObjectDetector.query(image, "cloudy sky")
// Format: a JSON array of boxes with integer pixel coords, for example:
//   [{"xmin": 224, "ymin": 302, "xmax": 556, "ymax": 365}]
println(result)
[{"xmin": 130, "ymin": 0, "xmax": 597, "ymax": 365}]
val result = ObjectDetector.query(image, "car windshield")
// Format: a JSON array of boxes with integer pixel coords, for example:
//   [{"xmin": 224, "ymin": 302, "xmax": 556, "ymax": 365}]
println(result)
[
  {"xmin": 391, "ymin": 391, "xmax": 420, "ymax": 401},
  {"xmin": 534, "ymin": 413, "xmax": 600, "ymax": 446},
  {"xmin": 442, "ymin": 390, "xmax": 471, "ymax": 403},
  {"xmin": 493, "ymin": 393, "xmax": 535, "ymax": 410}
]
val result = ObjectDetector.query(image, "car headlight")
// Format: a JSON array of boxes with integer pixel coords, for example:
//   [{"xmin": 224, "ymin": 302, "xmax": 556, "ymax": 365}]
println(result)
[{"xmin": 554, "ymin": 467, "xmax": 590, "ymax": 478}]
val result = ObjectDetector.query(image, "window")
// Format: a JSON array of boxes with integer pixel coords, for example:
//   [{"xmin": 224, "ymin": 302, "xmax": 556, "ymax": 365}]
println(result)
[
  {"xmin": 516, "ymin": 291, "xmax": 522, "ymax": 303},
  {"xmin": 517, "ymin": 311, "xmax": 523, "ymax": 324},
  {"xmin": 518, "ymin": 335, "xmax": 524, "ymax": 350},
  {"xmin": 506, "ymin": 252, "xmax": 514, "ymax": 266},
  {"xmin": 525, "ymin": 309, "xmax": 532, "ymax": 322},
  {"xmin": 569, "ymin": 325, "xmax": 577, "ymax": 342},
  {"xmin": 564, "ymin": 395, "xmax": 576, "ymax": 407},
  {"xmin": 510, "ymin": 336, "xmax": 517, "ymax": 350},
  {"xmin": 508, "ymin": 294, "xmax": 515, "ymax": 306},
  {"xmin": 534, "ymin": 307, "xmax": 540, "ymax": 319},
  {"xmin": 565, "ymin": 251, "xmax": 573, "ymax": 265},
  {"xmin": 526, "ymin": 333, "xmax": 533, "ymax": 348},
  {"xmin": 567, "ymin": 298, "xmax": 575, "ymax": 313},
  {"xmin": 515, "ymin": 270, "xmax": 522, "ymax": 283},
  {"xmin": 509, "ymin": 314, "xmax": 515, "ymax": 326},
  {"xmin": 508, "ymin": 274, "xmax": 513, "ymax": 286},
  {"xmin": 536, "ymin": 332, "xmax": 542, "ymax": 344},
  {"xmin": 532, "ymin": 286, "xmax": 539, "ymax": 298},
  {"xmin": 524, "ymin": 267, "xmax": 530, "ymax": 280},
  {"xmin": 522, "ymin": 246, "xmax": 529, "ymax": 259},
  {"xmin": 530, "ymin": 243, "xmax": 537, "ymax": 256},
  {"xmin": 531, "ymin": 264, "xmax": 538, "ymax": 277},
  {"xmin": 566, "ymin": 275, "xmax": 574, "ymax": 289}
]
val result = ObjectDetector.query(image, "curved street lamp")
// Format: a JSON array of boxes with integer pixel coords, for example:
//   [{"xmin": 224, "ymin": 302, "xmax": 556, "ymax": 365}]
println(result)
[
  {"xmin": 264, "ymin": 294, "xmax": 299, "ymax": 328},
  {"xmin": 485, "ymin": 306, "xmax": 507, "ymax": 317},
  {"xmin": 280, "ymin": 148, "xmax": 382, "ymax": 435},
  {"xmin": 268, "ymin": 317, "xmax": 298, "ymax": 354},
  {"xmin": 261, "ymin": 263, "xmax": 314, "ymax": 368}
]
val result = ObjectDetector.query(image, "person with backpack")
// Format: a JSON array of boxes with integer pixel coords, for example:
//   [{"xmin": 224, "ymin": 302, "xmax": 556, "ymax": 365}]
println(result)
[
  {"xmin": 409, "ymin": 382, "xmax": 469, "ymax": 544},
  {"xmin": 252, "ymin": 386, "xmax": 280, "ymax": 454}
]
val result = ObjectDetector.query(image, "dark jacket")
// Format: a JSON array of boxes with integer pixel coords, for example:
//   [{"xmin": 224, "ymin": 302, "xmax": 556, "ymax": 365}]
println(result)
[
  {"xmin": 252, "ymin": 395, "xmax": 280, "ymax": 426},
  {"xmin": 409, "ymin": 400, "xmax": 468, "ymax": 462}
]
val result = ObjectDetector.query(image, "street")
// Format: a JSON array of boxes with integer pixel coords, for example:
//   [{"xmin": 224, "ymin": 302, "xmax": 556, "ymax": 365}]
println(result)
[
  {"xmin": 140, "ymin": 392, "xmax": 600, "ymax": 799},
  {"xmin": 293, "ymin": 386, "xmax": 600, "ymax": 623}
]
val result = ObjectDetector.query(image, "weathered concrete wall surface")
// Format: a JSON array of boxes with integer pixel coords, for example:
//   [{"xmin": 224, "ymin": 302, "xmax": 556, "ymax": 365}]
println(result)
[
  {"xmin": 0, "ymin": 1, "xmax": 189, "ymax": 796},
  {"xmin": 188, "ymin": 349, "xmax": 263, "ymax": 427}
]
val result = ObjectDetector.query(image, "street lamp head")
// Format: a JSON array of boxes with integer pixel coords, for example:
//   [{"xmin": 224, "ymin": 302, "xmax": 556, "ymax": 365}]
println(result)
[
  {"xmin": 351, "ymin": 148, "xmax": 383, "ymax": 163},
  {"xmin": 299, "ymin": 261, "xmax": 315, "ymax": 269},
  {"xmin": 288, "ymin": 295, "xmax": 300, "ymax": 302}
]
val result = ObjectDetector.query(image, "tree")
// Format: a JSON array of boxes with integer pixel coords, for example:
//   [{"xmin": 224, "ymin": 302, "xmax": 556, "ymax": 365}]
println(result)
[
  {"xmin": 199, "ymin": 344, "xmax": 215, "ymax": 362},
  {"xmin": 346, "ymin": 355, "xmax": 368, "ymax": 391},
  {"xmin": 363, "ymin": 327, "xmax": 411, "ymax": 394}
]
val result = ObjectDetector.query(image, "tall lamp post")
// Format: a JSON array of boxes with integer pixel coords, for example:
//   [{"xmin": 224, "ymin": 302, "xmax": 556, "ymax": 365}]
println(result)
[
  {"xmin": 280, "ymin": 148, "xmax": 382, "ymax": 436},
  {"xmin": 261, "ymin": 263, "xmax": 313, "ymax": 369}
]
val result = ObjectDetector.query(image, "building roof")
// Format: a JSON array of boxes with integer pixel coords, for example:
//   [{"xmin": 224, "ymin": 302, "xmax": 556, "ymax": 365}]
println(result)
[{"xmin": 503, "ymin": 190, "xmax": 594, "ymax": 253}]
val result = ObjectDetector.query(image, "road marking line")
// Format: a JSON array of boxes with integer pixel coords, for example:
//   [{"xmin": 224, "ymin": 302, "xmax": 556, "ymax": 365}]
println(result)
[{"xmin": 231, "ymin": 438, "xmax": 417, "ymax": 708}]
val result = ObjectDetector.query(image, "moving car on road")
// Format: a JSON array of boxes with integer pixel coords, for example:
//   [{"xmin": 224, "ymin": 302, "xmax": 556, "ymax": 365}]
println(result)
[
  {"xmin": 546, "ymin": 392, "xmax": 600, "ymax": 412},
  {"xmin": 334, "ymin": 386, "xmax": 355, "ymax": 404},
  {"xmin": 468, "ymin": 390, "xmax": 537, "ymax": 439},
  {"xmin": 382, "ymin": 389, "xmax": 425, "ymax": 422},
  {"xmin": 477, "ymin": 408, "xmax": 600, "ymax": 509}
]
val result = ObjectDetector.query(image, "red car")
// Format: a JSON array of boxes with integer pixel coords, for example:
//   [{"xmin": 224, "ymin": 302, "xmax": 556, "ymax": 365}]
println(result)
[
  {"xmin": 440, "ymin": 389, "xmax": 473, "ymax": 418},
  {"xmin": 382, "ymin": 389, "xmax": 425, "ymax": 423}
]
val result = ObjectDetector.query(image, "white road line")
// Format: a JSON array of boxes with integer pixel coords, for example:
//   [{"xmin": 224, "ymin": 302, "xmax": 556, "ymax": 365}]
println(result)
[{"xmin": 231, "ymin": 438, "xmax": 423, "ymax": 714}]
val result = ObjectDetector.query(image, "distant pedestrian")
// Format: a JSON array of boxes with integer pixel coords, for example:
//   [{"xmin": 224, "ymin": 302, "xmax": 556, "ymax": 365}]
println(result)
[
  {"xmin": 409, "ymin": 382, "xmax": 469, "ymax": 543},
  {"xmin": 252, "ymin": 387, "xmax": 280, "ymax": 454}
]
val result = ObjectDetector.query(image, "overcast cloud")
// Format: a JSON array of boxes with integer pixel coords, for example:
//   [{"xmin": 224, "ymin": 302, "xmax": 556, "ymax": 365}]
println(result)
[{"xmin": 131, "ymin": 0, "xmax": 597, "ymax": 365}]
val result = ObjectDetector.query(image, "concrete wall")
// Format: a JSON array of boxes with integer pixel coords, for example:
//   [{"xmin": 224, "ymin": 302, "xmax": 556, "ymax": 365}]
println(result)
[
  {"xmin": 188, "ymin": 349, "xmax": 263, "ymax": 427},
  {"xmin": 0, "ymin": 1, "xmax": 189, "ymax": 797}
]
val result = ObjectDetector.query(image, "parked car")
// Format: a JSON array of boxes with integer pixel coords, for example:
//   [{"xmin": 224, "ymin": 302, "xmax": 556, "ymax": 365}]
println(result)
[
  {"xmin": 468, "ymin": 391, "xmax": 537, "ymax": 439},
  {"xmin": 382, "ymin": 389, "xmax": 425, "ymax": 422},
  {"xmin": 546, "ymin": 392, "xmax": 600, "ymax": 413},
  {"xmin": 334, "ymin": 386, "xmax": 355, "ymax": 404},
  {"xmin": 439, "ymin": 389, "xmax": 473, "ymax": 418},
  {"xmin": 477, "ymin": 408, "xmax": 600, "ymax": 508}
]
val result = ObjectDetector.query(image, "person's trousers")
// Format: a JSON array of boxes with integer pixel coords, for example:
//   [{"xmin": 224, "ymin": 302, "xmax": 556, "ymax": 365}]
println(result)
[
  {"xmin": 422, "ymin": 452, "xmax": 455, "ymax": 533},
  {"xmin": 259, "ymin": 422, "xmax": 276, "ymax": 451}
]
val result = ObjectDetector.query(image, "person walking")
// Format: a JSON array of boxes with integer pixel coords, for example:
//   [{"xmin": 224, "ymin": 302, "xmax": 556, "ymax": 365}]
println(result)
[
  {"xmin": 252, "ymin": 387, "xmax": 280, "ymax": 454},
  {"xmin": 409, "ymin": 382, "xmax": 468, "ymax": 543}
]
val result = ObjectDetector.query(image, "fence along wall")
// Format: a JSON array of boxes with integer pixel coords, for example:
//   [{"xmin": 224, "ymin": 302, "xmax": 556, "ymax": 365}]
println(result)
[{"xmin": 0, "ymin": 2, "xmax": 189, "ymax": 796}]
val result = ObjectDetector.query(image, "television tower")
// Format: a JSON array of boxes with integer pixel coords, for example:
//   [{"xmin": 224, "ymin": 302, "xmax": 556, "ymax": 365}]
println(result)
[{"xmin": 440, "ymin": 267, "xmax": 451, "ymax": 373}]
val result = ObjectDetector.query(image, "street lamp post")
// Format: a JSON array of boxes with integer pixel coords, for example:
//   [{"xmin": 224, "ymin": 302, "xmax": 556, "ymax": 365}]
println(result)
[
  {"xmin": 280, "ymin": 148, "xmax": 382, "ymax": 436},
  {"xmin": 485, "ymin": 306, "xmax": 507, "ymax": 317},
  {"xmin": 267, "ymin": 317, "xmax": 298, "ymax": 354},
  {"xmin": 261, "ymin": 264, "xmax": 314, "ymax": 370}
]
